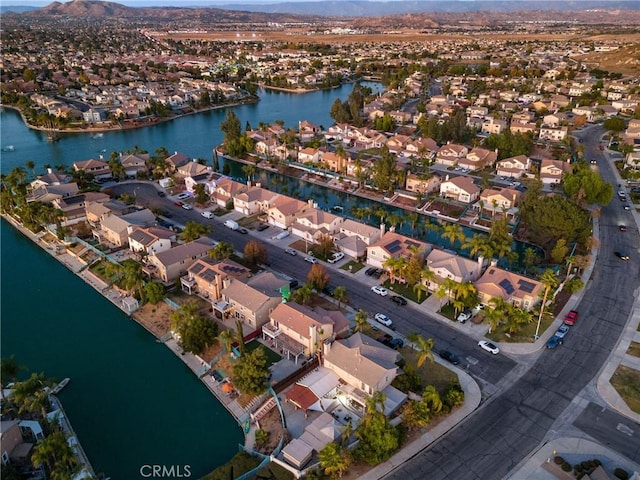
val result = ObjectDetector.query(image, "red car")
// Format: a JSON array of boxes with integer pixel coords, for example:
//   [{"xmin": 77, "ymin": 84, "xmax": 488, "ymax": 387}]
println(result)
[
  {"xmin": 174, "ymin": 200, "xmax": 183, "ymax": 207},
  {"xmin": 564, "ymin": 310, "xmax": 579, "ymax": 326}
]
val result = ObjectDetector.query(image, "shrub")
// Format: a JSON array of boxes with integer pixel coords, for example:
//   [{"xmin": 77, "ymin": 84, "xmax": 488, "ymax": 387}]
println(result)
[
  {"xmin": 554, "ymin": 456, "xmax": 564, "ymax": 465},
  {"xmin": 562, "ymin": 461, "xmax": 572, "ymax": 472},
  {"xmin": 614, "ymin": 468, "xmax": 629, "ymax": 480}
]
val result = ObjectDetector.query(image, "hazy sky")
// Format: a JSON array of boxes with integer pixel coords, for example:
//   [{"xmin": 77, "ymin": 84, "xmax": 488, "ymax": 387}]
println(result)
[{"xmin": 5, "ymin": 0, "xmax": 423, "ymax": 5}]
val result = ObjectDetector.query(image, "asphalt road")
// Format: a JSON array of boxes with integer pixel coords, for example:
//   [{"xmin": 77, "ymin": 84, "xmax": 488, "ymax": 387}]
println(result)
[{"xmin": 383, "ymin": 125, "xmax": 640, "ymax": 479}]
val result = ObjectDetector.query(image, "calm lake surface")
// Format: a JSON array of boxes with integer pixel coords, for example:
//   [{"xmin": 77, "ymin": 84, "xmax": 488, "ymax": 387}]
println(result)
[{"xmin": 0, "ymin": 82, "xmax": 380, "ymax": 478}]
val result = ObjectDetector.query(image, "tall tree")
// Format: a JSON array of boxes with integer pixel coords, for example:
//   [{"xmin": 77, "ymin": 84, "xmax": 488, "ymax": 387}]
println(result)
[
  {"xmin": 407, "ymin": 333, "xmax": 434, "ymax": 367},
  {"xmin": 332, "ymin": 285, "xmax": 348, "ymax": 309},
  {"xmin": 181, "ymin": 221, "xmax": 212, "ymax": 243},
  {"xmin": 534, "ymin": 269, "xmax": 559, "ymax": 339},
  {"xmin": 354, "ymin": 309, "xmax": 369, "ymax": 332},
  {"xmin": 209, "ymin": 241, "xmax": 234, "ymax": 260},
  {"xmin": 307, "ymin": 263, "xmax": 330, "ymax": 291},
  {"xmin": 170, "ymin": 301, "xmax": 217, "ymax": 354},
  {"xmin": 232, "ymin": 346, "xmax": 269, "ymax": 396},
  {"xmin": 318, "ymin": 442, "xmax": 352, "ymax": 479},
  {"xmin": 243, "ymin": 240, "xmax": 268, "ymax": 267},
  {"xmin": 442, "ymin": 223, "xmax": 465, "ymax": 249}
]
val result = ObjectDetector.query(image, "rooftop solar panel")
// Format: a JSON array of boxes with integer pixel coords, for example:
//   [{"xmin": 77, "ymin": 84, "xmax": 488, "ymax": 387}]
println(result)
[
  {"xmin": 499, "ymin": 278, "xmax": 515, "ymax": 295},
  {"xmin": 518, "ymin": 280, "xmax": 536, "ymax": 293}
]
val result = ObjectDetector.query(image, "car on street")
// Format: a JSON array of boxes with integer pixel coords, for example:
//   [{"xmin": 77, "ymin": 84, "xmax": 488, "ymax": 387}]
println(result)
[
  {"xmin": 201, "ymin": 211, "xmax": 214, "ymax": 219},
  {"xmin": 563, "ymin": 310, "xmax": 579, "ymax": 326},
  {"xmin": 177, "ymin": 192, "xmax": 191, "ymax": 200},
  {"xmin": 618, "ymin": 190, "xmax": 626, "ymax": 197},
  {"xmin": 322, "ymin": 285, "xmax": 336, "ymax": 296},
  {"xmin": 174, "ymin": 200, "xmax": 183, "ymax": 207},
  {"xmin": 157, "ymin": 191, "xmax": 166, "ymax": 197},
  {"xmin": 365, "ymin": 267, "xmax": 377, "ymax": 276},
  {"xmin": 304, "ymin": 256, "xmax": 318, "ymax": 264},
  {"xmin": 238, "ymin": 228, "xmax": 248, "ymax": 234},
  {"xmin": 181, "ymin": 203, "xmax": 193, "ymax": 210},
  {"xmin": 555, "ymin": 324, "xmax": 570, "ymax": 339},
  {"xmin": 284, "ymin": 247, "xmax": 297, "ymax": 256},
  {"xmin": 478, "ymin": 340, "xmax": 499, "ymax": 355},
  {"xmin": 256, "ymin": 223, "xmax": 269, "ymax": 231},
  {"xmin": 614, "ymin": 251, "xmax": 630, "ymax": 261},
  {"xmin": 390, "ymin": 295, "xmax": 407, "ymax": 306},
  {"xmin": 327, "ymin": 252, "xmax": 345, "ymax": 264},
  {"xmin": 371, "ymin": 285, "xmax": 389, "ymax": 296},
  {"xmin": 619, "ymin": 225, "xmax": 628, "ymax": 232},
  {"xmin": 623, "ymin": 205, "xmax": 631, "ymax": 211},
  {"xmin": 546, "ymin": 335, "xmax": 564, "ymax": 349},
  {"xmin": 374, "ymin": 313, "xmax": 393, "ymax": 327},
  {"xmin": 439, "ymin": 350, "xmax": 460, "ymax": 365}
]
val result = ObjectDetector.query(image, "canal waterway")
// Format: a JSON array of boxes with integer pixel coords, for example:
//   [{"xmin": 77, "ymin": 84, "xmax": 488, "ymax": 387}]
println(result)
[{"xmin": 0, "ymin": 82, "xmax": 382, "ymax": 478}]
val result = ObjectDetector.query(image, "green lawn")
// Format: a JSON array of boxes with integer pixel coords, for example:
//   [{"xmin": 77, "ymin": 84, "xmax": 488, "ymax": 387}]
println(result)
[
  {"xmin": 400, "ymin": 347, "xmax": 457, "ymax": 392},
  {"xmin": 610, "ymin": 365, "xmax": 640, "ymax": 414},
  {"xmin": 627, "ymin": 341, "xmax": 640, "ymax": 358},
  {"xmin": 438, "ymin": 302, "xmax": 457, "ymax": 321},
  {"xmin": 341, "ymin": 260, "xmax": 365, "ymax": 273},
  {"xmin": 245, "ymin": 340, "xmax": 282, "ymax": 366},
  {"xmin": 382, "ymin": 279, "xmax": 428, "ymax": 304}
]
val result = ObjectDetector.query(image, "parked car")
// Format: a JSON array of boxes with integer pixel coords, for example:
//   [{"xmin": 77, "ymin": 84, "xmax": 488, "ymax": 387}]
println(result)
[
  {"xmin": 238, "ymin": 228, "xmax": 248, "ymax": 234},
  {"xmin": 614, "ymin": 251, "xmax": 630, "ymax": 261},
  {"xmin": 555, "ymin": 324, "xmax": 570, "ymax": 339},
  {"xmin": 365, "ymin": 267, "xmax": 377, "ymax": 276},
  {"xmin": 439, "ymin": 350, "xmax": 460, "ymax": 365},
  {"xmin": 284, "ymin": 248, "xmax": 297, "ymax": 256},
  {"xmin": 304, "ymin": 256, "xmax": 318, "ymax": 264},
  {"xmin": 181, "ymin": 203, "xmax": 193, "ymax": 210},
  {"xmin": 174, "ymin": 200, "xmax": 183, "ymax": 207},
  {"xmin": 177, "ymin": 192, "xmax": 191, "ymax": 200},
  {"xmin": 371, "ymin": 268, "xmax": 383, "ymax": 279},
  {"xmin": 546, "ymin": 335, "xmax": 564, "ymax": 349},
  {"xmin": 478, "ymin": 340, "xmax": 499, "ymax": 355},
  {"xmin": 201, "ymin": 211, "xmax": 214, "ymax": 219},
  {"xmin": 327, "ymin": 252, "xmax": 345, "ymax": 264},
  {"xmin": 619, "ymin": 225, "xmax": 628, "ymax": 232},
  {"xmin": 387, "ymin": 338, "xmax": 404, "ymax": 350},
  {"xmin": 157, "ymin": 191, "xmax": 166, "ymax": 197},
  {"xmin": 457, "ymin": 309, "xmax": 472, "ymax": 323},
  {"xmin": 563, "ymin": 310, "xmax": 579, "ymax": 326},
  {"xmin": 374, "ymin": 313, "xmax": 392, "ymax": 327},
  {"xmin": 390, "ymin": 295, "xmax": 407, "ymax": 306},
  {"xmin": 322, "ymin": 285, "xmax": 336, "ymax": 296},
  {"xmin": 371, "ymin": 285, "xmax": 389, "ymax": 296},
  {"xmin": 257, "ymin": 223, "xmax": 269, "ymax": 231}
]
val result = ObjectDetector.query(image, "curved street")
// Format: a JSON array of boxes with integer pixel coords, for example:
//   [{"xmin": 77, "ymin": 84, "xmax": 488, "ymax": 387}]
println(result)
[{"xmin": 110, "ymin": 124, "xmax": 640, "ymax": 479}]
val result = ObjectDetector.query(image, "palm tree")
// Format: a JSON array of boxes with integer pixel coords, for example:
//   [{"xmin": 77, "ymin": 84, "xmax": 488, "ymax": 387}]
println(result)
[
  {"xmin": 242, "ymin": 163, "xmax": 257, "ymax": 182},
  {"xmin": 461, "ymin": 234, "xmax": 488, "ymax": 259},
  {"xmin": 407, "ymin": 333, "xmax": 434, "ymax": 367},
  {"xmin": 413, "ymin": 282, "xmax": 429, "ymax": 302},
  {"xmin": 318, "ymin": 441, "xmax": 351, "ymax": 479},
  {"xmin": 534, "ymin": 269, "xmax": 559, "ymax": 339},
  {"xmin": 383, "ymin": 256, "xmax": 407, "ymax": 284},
  {"xmin": 218, "ymin": 329, "xmax": 234, "ymax": 352},
  {"xmin": 422, "ymin": 385, "xmax": 443, "ymax": 415},
  {"xmin": 290, "ymin": 282, "xmax": 314, "ymax": 305},
  {"xmin": 442, "ymin": 223, "xmax": 465, "ymax": 249},
  {"xmin": 235, "ymin": 319, "xmax": 246, "ymax": 355},
  {"xmin": 484, "ymin": 306, "xmax": 504, "ymax": 334},
  {"xmin": 209, "ymin": 241, "xmax": 234, "ymax": 260},
  {"xmin": 122, "ymin": 261, "xmax": 144, "ymax": 299},
  {"xmin": 354, "ymin": 309, "xmax": 368, "ymax": 332},
  {"xmin": 332, "ymin": 286, "xmax": 348, "ymax": 309}
]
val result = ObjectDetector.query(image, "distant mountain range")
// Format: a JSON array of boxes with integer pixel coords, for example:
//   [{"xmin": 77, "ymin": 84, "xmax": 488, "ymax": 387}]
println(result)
[{"xmin": 2, "ymin": 0, "xmax": 638, "ymax": 21}]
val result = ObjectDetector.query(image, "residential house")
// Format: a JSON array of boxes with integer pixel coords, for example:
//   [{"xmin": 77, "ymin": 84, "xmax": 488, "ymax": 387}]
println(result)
[
  {"xmin": 496, "ymin": 155, "xmax": 530, "ymax": 178},
  {"xmin": 27, "ymin": 182, "xmax": 79, "ymax": 205},
  {"xmin": 475, "ymin": 266, "xmax": 543, "ymax": 310},
  {"xmin": 262, "ymin": 302, "xmax": 350, "ymax": 362},
  {"xmin": 321, "ymin": 151, "xmax": 348, "ymax": 173},
  {"xmin": 267, "ymin": 196, "xmax": 307, "ymax": 230},
  {"xmin": 477, "ymin": 187, "xmax": 521, "ymax": 217},
  {"xmin": 96, "ymin": 208, "xmax": 155, "ymax": 247},
  {"xmin": 221, "ymin": 272, "xmax": 289, "ymax": 330},
  {"xmin": 298, "ymin": 120, "xmax": 321, "ymax": 141},
  {"xmin": 211, "ymin": 177, "xmax": 247, "ymax": 208},
  {"xmin": 405, "ymin": 173, "xmax": 441, "ymax": 195},
  {"xmin": 333, "ymin": 220, "xmax": 381, "ymax": 259},
  {"xmin": 120, "ymin": 153, "xmax": 150, "ymax": 177},
  {"xmin": 292, "ymin": 204, "xmax": 343, "ymax": 245},
  {"xmin": 85, "ymin": 198, "xmax": 129, "ymax": 226},
  {"xmin": 404, "ymin": 136, "xmax": 439, "ymax": 160},
  {"xmin": 181, "ymin": 258, "xmax": 250, "ymax": 302},
  {"xmin": 281, "ymin": 411, "xmax": 342, "ymax": 469},
  {"xmin": 73, "ymin": 158, "xmax": 111, "ymax": 179},
  {"xmin": 572, "ymin": 106, "xmax": 602, "ymax": 123},
  {"xmin": 426, "ymin": 249, "xmax": 483, "ymax": 289},
  {"xmin": 458, "ymin": 147, "xmax": 497, "ymax": 172},
  {"xmin": 539, "ymin": 126, "xmax": 568, "ymax": 142},
  {"xmin": 147, "ymin": 238, "xmax": 212, "ymax": 283},
  {"xmin": 540, "ymin": 159, "xmax": 571, "ymax": 185},
  {"xmin": 439, "ymin": 176, "xmax": 481, "ymax": 204},
  {"xmin": 30, "ymin": 168, "xmax": 72, "ymax": 190},
  {"xmin": 0, "ymin": 419, "xmax": 34, "ymax": 466},
  {"xmin": 625, "ymin": 151, "xmax": 640, "ymax": 170},
  {"xmin": 481, "ymin": 118, "xmax": 507, "ymax": 135},
  {"xmin": 234, "ymin": 186, "xmax": 279, "ymax": 216},
  {"xmin": 386, "ymin": 134, "xmax": 412, "ymax": 155},
  {"xmin": 366, "ymin": 231, "xmax": 429, "ymax": 270},
  {"xmin": 435, "ymin": 144, "xmax": 468, "ymax": 167},
  {"xmin": 128, "ymin": 226, "xmax": 175, "ymax": 255},
  {"xmin": 83, "ymin": 108, "xmax": 106, "ymax": 123},
  {"xmin": 297, "ymin": 147, "xmax": 320, "ymax": 164},
  {"xmin": 509, "ymin": 120, "xmax": 537, "ymax": 136},
  {"xmin": 165, "ymin": 151, "xmax": 191, "ymax": 172}
]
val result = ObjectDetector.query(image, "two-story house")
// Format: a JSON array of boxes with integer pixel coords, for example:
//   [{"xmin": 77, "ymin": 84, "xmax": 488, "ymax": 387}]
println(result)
[
  {"xmin": 426, "ymin": 249, "xmax": 484, "ymax": 290},
  {"xmin": 128, "ymin": 226, "xmax": 175, "ymax": 255},
  {"xmin": 267, "ymin": 196, "xmax": 307, "ymax": 230},
  {"xmin": 333, "ymin": 220, "xmax": 382, "ymax": 259},
  {"xmin": 435, "ymin": 144, "xmax": 468, "ymax": 167},
  {"xmin": 496, "ymin": 155, "xmax": 530, "ymax": 178},
  {"xmin": 181, "ymin": 258, "xmax": 250, "ymax": 302},
  {"xmin": 458, "ymin": 147, "xmax": 497, "ymax": 172},
  {"xmin": 211, "ymin": 177, "xmax": 247, "ymax": 208},
  {"xmin": 477, "ymin": 187, "xmax": 521, "ymax": 216},
  {"xmin": 439, "ymin": 176, "xmax": 480, "ymax": 204},
  {"xmin": 292, "ymin": 205, "xmax": 343, "ymax": 245},
  {"xmin": 147, "ymin": 238, "xmax": 212, "ymax": 283},
  {"xmin": 366, "ymin": 231, "xmax": 430, "ymax": 270},
  {"xmin": 540, "ymin": 159, "xmax": 571, "ymax": 185},
  {"xmin": 73, "ymin": 158, "xmax": 111, "ymax": 180},
  {"xmin": 405, "ymin": 173, "xmax": 442, "ymax": 195}
]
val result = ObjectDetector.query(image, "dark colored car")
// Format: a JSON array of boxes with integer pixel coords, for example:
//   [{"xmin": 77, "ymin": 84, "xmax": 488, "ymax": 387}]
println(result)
[
  {"xmin": 390, "ymin": 295, "xmax": 407, "ymax": 306},
  {"xmin": 546, "ymin": 335, "xmax": 564, "ymax": 349},
  {"xmin": 157, "ymin": 191, "xmax": 166, "ymax": 197},
  {"xmin": 365, "ymin": 267, "xmax": 377, "ymax": 276},
  {"xmin": 238, "ymin": 228, "xmax": 248, "ymax": 234},
  {"xmin": 619, "ymin": 225, "xmax": 627, "ymax": 232},
  {"xmin": 372, "ymin": 268, "xmax": 383, "ymax": 279},
  {"xmin": 256, "ymin": 223, "xmax": 269, "ymax": 231},
  {"xmin": 614, "ymin": 251, "xmax": 630, "ymax": 261},
  {"xmin": 322, "ymin": 285, "xmax": 336, "ymax": 296},
  {"xmin": 439, "ymin": 350, "xmax": 460, "ymax": 365},
  {"xmin": 387, "ymin": 338, "xmax": 404, "ymax": 350}
]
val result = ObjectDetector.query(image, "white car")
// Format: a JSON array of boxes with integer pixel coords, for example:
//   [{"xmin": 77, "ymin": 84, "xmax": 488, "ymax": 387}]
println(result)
[
  {"xmin": 177, "ymin": 192, "xmax": 191, "ymax": 200},
  {"xmin": 304, "ymin": 256, "xmax": 318, "ymax": 264},
  {"xmin": 478, "ymin": 340, "xmax": 499, "ymax": 355},
  {"xmin": 328, "ymin": 252, "xmax": 345, "ymax": 264},
  {"xmin": 555, "ymin": 324, "xmax": 570, "ymax": 339},
  {"xmin": 371, "ymin": 285, "xmax": 389, "ymax": 296},
  {"xmin": 201, "ymin": 211, "xmax": 214, "ymax": 219},
  {"xmin": 284, "ymin": 248, "xmax": 297, "ymax": 256},
  {"xmin": 457, "ymin": 310, "xmax": 472, "ymax": 323},
  {"xmin": 181, "ymin": 204, "xmax": 193, "ymax": 210},
  {"xmin": 374, "ymin": 313, "xmax": 393, "ymax": 327}
]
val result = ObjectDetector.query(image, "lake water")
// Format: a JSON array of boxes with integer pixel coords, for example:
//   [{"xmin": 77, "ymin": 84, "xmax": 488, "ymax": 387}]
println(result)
[{"xmin": 0, "ymin": 82, "xmax": 380, "ymax": 478}]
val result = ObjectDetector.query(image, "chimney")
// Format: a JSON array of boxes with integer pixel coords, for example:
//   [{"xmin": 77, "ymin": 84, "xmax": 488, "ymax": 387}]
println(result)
[
  {"xmin": 247, "ymin": 180, "xmax": 252, "ymax": 188},
  {"xmin": 478, "ymin": 255, "xmax": 485, "ymax": 270},
  {"xmin": 380, "ymin": 223, "xmax": 386, "ymax": 237},
  {"xmin": 47, "ymin": 168, "xmax": 53, "ymax": 174},
  {"xmin": 490, "ymin": 258, "xmax": 498, "ymax": 267}
]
